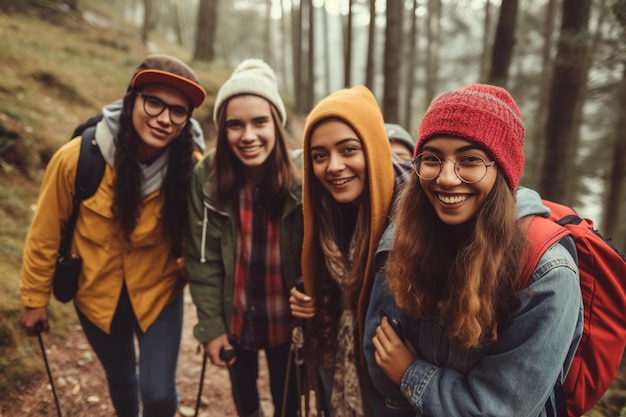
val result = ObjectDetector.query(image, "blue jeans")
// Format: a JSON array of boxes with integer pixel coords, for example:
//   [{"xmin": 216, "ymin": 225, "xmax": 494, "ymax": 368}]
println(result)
[
  {"xmin": 230, "ymin": 342, "xmax": 297, "ymax": 417},
  {"xmin": 76, "ymin": 286, "xmax": 184, "ymax": 417}
]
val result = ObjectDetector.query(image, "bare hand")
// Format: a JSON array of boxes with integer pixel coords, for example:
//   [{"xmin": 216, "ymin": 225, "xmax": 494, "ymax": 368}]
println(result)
[
  {"xmin": 372, "ymin": 316, "xmax": 417, "ymax": 385},
  {"xmin": 21, "ymin": 306, "xmax": 48, "ymax": 336},
  {"xmin": 205, "ymin": 334, "xmax": 235, "ymax": 367},
  {"xmin": 289, "ymin": 286, "xmax": 315, "ymax": 319}
]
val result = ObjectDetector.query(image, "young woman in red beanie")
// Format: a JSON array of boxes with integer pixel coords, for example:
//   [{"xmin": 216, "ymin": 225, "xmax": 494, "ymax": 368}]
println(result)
[
  {"xmin": 186, "ymin": 58, "xmax": 300, "ymax": 417},
  {"xmin": 363, "ymin": 84, "xmax": 583, "ymax": 416},
  {"xmin": 290, "ymin": 86, "xmax": 411, "ymax": 416},
  {"xmin": 21, "ymin": 54, "xmax": 206, "ymax": 417}
]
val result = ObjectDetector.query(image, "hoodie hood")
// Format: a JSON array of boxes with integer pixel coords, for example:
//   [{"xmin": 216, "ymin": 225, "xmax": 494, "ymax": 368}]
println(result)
[
  {"xmin": 516, "ymin": 187, "xmax": 550, "ymax": 219},
  {"xmin": 96, "ymin": 99, "xmax": 206, "ymax": 197},
  {"xmin": 101, "ymin": 99, "xmax": 205, "ymax": 152},
  {"xmin": 301, "ymin": 86, "xmax": 395, "ymax": 349}
]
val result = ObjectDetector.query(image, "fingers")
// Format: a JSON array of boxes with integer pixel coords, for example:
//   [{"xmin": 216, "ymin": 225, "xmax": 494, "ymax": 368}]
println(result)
[
  {"xmin": 289, "ymin": 287, "xmax": 312, "ymax": 302},
  {"xmin": 373, "ymin": 319, "xmax": 418, "ymax": 385},
  {"xmin": 20, "ymin": 306, "xmax": 48, "ymax": 336},
  {"xmin": 206, "ymin": 334, "xmax": 232, "ymax": 367},
  {"xmin": 289, "ymin": 287, "xmax": 315, "ymax": 319}
]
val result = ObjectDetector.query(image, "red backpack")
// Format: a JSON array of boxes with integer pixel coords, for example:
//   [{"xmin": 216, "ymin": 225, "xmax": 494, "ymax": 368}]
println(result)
[{"xmin": 519, "ymin": 200, "xmax": 626, "ymax": 417}]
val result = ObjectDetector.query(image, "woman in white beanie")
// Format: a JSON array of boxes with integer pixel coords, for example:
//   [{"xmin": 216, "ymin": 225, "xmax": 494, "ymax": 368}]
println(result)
[{"xmin": 186, "ymin": 59, "xmax": 301, "ymax": 417}]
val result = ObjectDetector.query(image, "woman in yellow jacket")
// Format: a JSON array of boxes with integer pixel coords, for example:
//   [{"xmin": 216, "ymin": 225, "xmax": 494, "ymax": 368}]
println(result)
[{"xmin": 20, "ymin": 54, "xmax": 206, "ymax": 417}]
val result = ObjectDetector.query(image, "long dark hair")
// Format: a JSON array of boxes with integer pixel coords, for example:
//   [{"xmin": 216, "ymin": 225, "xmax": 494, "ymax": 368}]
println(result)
[
  {"xmin": 211, "ymin": 99, "xmax": 298, "ymax": 219},
  {"xmin": 386, "ymin": 174, "xmax": 527, "ymax": 348},
  {"xmin": 112, "ymin": 90, "xmax": 194, "ymax": 257}
]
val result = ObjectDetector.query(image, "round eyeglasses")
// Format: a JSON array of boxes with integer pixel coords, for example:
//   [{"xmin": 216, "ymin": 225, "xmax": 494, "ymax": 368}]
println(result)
[
  {"xmin": 136, "ymin": 92, "xmax": 191, "ymax": 125},
  {"xmin": 412, "ymin": 152, "xmax": 496, "ymax": 184}
]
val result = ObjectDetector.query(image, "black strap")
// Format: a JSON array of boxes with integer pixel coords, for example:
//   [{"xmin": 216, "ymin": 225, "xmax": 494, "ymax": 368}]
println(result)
[
  {"xmin": 58, "ymin": 126, "xmax": 104, "ymax": 258},
  {"xmin": 554, "ymin": 380, "xmax": 567, "ymax": 417},
  {"xmin": 544, "ymin": 379, "xmax": 567, "ymax": 417}
]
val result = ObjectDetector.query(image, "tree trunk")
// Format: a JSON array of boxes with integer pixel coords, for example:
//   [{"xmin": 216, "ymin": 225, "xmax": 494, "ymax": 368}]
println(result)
[
  {"xmin": 344, "ymin": 0, "xmax": 353, "ymax": 87},
  {"xmin": 141, "ymin": 0, "xmax": 153, "ymax": 45},
  {"xmin": 525, "ymin": 0, "xmax": 558, "ymax": 188},
  {"xmin": 322, "ymin": 4, "xmax": 332, "ymax": 96},
  {"xmin": 265, "ymin": 0, "xmax": 272, "ymax": 65},
  {"xmin": 169, "ymin": 0, "xmax": 184, "ymax": 47},
  {"xmin": 403, "ymin": 0, "xmax": 419, "ymax": 129},
  {"xmin": 487, "ymin": 0, "xmax": 519, "ymax": 88},
  {"xmin": 291, "ymin": 0, "xmax": 303, "ymax": 112},
  {"xmin": 382, "ymin": 0, "xmax": 403, "ymax": 123},
  {"xmin": 281, "ymin": 2, "xmax": 291, "ymax": 97},
  {"xmin": 306, "ymin": 0, "xmax": 315, "ymax": 111},
  {"xmin": 365, "ymin": 0, "xmax": 376, "ymax": 91},
  {"xmin": 479, "ymin": 0, "xmax": 492, "ymax": 82},
  {"xmin": 193, "ymin": 0, "xmax": 218, "ymax": 62},
  {"xmin": 603, "ymin": 0, "xmax": 626, "ymax": 244},
  {"xmin": 539, "ymin": 0, "xmax": 592, "ymax": 204},
  {"xmin": 604, "ymin": 62, "xmax": 626, "ymax": 243},
  {"xmin": 424, "ymin": 0, "xmax": 441, "ymax": 108}
]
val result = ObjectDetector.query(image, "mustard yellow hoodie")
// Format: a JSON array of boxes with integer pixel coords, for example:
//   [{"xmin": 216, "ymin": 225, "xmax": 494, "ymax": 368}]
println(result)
[{"xmin": 301, "ymin": 86, "xmax": 395, "ymax": 354}]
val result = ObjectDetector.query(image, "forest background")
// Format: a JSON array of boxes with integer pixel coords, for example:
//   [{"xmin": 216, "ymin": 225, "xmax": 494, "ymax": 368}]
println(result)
[{"xmin": 0, "ymin": 0, "xmax": 625, "ymax": 416}]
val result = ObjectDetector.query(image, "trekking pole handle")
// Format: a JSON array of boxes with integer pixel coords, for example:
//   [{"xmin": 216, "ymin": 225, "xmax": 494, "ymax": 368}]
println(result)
[
  {"xmin": 219, "ymin": 346, "xmax": 236, "ymax": 362},
  {"xmin": 34, "ymin": 320, "xmax": 44, "ymax": 334},
  {"xmin": 295, "ymin": 276, "xmax": 305, "ymax": 293}
]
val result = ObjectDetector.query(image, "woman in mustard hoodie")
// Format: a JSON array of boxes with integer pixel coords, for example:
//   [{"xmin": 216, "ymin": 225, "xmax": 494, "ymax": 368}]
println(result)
[
  {"xmin": 20, "ymin": 54, "xmax": 206, "ymax": 417},
  {"xmin": 290, "ymin": 86, "xmax": 410, "ymax": 416}
]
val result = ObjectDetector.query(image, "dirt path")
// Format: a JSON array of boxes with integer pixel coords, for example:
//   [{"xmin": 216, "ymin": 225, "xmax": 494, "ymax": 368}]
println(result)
[{"xmin": 0, "ymin": 288, "xmax": 273, "ymax": 417}]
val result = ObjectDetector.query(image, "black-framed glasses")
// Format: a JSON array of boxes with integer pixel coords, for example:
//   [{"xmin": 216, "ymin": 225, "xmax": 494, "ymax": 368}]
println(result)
[
  {"xmin": 412, "ymin": 152, "xmax": 496, "ymax": 184},
  {"xmin": 136, "ymin": 92, "xmax": 191, "ymax": 125}
]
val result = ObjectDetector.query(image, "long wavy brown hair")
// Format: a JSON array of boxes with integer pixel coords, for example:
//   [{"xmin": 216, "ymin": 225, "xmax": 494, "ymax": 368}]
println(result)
[
  {"xmin": 211, "ymin": 100, "xmax": 298, "ymax": 219},
  {"xmin": 304, "ymin": 175, "xmax": 372, "ymax": 368},
  {"xmin": 112, "ymin": 90, "xmax": 194, "ymax": 258},
  {"xmin": 386, "ymin": 173, "xmax": 527, "ymax": 348}
]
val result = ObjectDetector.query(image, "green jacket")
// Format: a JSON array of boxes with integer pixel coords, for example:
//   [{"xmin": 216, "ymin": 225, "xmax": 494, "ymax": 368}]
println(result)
[{"xmin": 185, "ymin": 148, "xmax": 304, "ymax": 344}]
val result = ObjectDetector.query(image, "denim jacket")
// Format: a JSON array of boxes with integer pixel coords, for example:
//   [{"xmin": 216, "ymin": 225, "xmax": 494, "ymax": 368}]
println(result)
[{"xmin": 363, "ymin": 187, "xmax": 583, "ymax": 417}]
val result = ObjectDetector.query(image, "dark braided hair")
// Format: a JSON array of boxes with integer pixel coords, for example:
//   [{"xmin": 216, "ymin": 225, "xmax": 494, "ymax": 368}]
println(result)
[{"xmin": 112, "ymin": 90, "xmax": 194, "ymax": 257}]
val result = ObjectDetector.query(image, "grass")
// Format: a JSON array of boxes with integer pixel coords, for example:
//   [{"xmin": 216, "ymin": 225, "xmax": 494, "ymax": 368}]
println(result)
[{"xmin": 0, "ymin": 2, "xmax": 226, "ymax": 398}]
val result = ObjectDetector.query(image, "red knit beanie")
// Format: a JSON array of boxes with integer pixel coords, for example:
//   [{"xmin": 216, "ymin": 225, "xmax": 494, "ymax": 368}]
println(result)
[{"xmin": 416, "ymin": 84, "xmax": 525, "ymax": 191}]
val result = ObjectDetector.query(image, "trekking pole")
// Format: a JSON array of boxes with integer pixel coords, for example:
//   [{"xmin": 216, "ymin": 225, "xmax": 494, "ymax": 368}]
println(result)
[
  {"xmin": 281, "ymin": 336, "xmax": 295, "ymax": 417},
  {"xmin": 34, "ymin": 321, "xmax": 63, "ymax": 417},
  {"xmin": 282, "ymin": 277, "xmax": 309, "ymax": 417},
  {"xmin": 220, "ymin": 346, "xmax": 244, "ymax": 417},
  {"xmin": 194, "ymin": 344, "xmax": 208, "ymax": 417}
]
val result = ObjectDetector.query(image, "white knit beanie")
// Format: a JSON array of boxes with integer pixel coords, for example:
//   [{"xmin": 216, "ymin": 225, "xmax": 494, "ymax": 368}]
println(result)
[{"xmin": 213, "ymin": 58, "xmax": 287, "ymax": 126}]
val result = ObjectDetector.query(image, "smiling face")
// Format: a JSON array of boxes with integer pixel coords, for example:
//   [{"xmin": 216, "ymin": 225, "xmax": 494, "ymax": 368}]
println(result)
[
  {"xmin": 419, "ymin": 136, "xmax": 497, "ymax": 225},
  {"xmin": 132, "ymin": 84, "xmax": 190, "ymax": 162},
  {"xmin": 225, "ymin": 95, "xmax": 276, "ymax": 181},
  {"xmin": 309, "ymin": 119, "xmax": 366, "ymax": 204}
]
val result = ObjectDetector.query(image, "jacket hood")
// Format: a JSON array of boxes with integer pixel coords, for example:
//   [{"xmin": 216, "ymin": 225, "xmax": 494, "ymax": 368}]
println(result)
[{"xmin": 516, "ymin": 186, "xmax": 550, "ymax": 219}]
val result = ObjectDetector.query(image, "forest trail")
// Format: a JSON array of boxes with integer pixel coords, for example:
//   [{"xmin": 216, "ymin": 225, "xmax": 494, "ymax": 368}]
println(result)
[{"xmin": 0, "ymin": 288, "xmax": 273, "ymax": 417}]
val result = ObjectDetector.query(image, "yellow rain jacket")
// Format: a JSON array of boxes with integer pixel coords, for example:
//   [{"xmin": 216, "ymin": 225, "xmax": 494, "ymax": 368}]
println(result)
[{"xmin": 21, "ymin": 136, "xmax": 186, "ymax": 334}]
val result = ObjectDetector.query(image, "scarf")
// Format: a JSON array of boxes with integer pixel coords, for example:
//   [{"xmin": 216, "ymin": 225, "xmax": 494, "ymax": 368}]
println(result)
[{"xmin": 325, "ymin": 230, "xmax": 365, "ymax": 417}]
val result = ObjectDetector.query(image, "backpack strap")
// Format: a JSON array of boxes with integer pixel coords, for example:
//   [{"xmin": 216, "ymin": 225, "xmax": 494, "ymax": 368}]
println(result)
[
  {"xmin": 519, "ymin": 215, "xmax": 574, "ymax": 417},
  {"xmin": 58, "ymin": 126, "xmax": 105, "ymax": 259},
  {"xmin": 517, "ymin": 215, "xmax": 571, "ymax": 289},
  {"xmin": 74, "ymin": 126, "xmax": 105, "ymax": 201}
]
